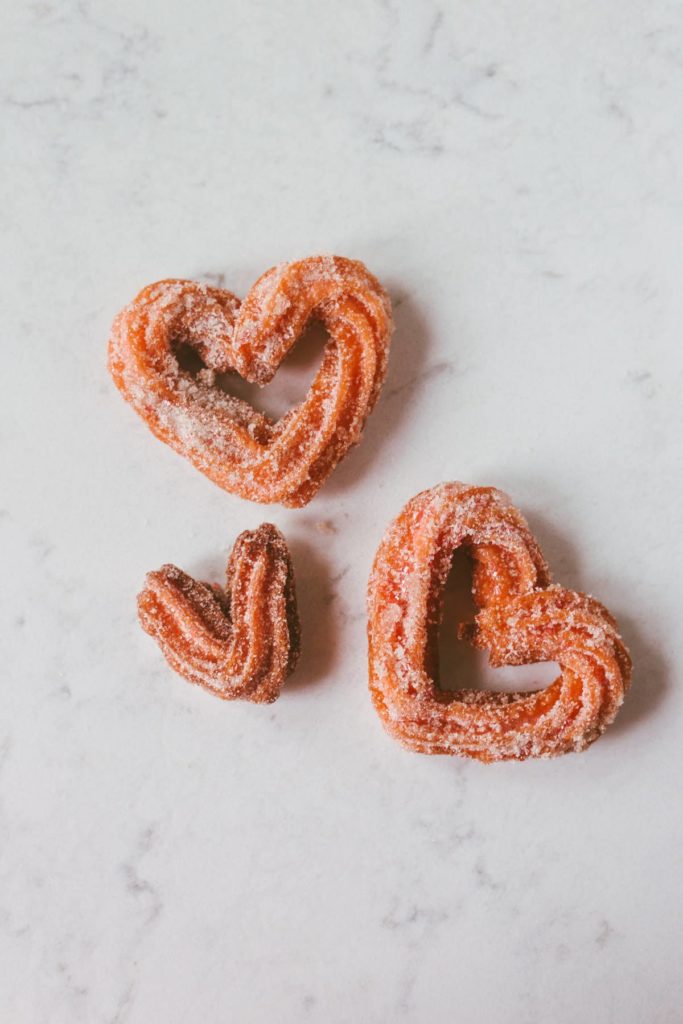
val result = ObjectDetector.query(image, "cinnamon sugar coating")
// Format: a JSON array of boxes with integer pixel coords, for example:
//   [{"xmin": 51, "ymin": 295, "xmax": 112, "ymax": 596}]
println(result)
[
  {"xmin": 138, "ymin": 524, "xmax": 299, "ymax": 703},
  {"xmin": 367, "ymin": 483, "xmax": 631, "ymax": 761},
  {"xmin": 109, "ymin": 255, "xmax": 393, "ymax": 507}
]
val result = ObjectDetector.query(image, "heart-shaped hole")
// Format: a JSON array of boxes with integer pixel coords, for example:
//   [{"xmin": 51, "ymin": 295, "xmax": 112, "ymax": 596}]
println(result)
[
  {"xmin": 175, "ymin": 319, "xmax": 329, "ymax": 422},
  {"xmin": 438, "ymin": 547, "xmax": 559, "ymax": 694}
]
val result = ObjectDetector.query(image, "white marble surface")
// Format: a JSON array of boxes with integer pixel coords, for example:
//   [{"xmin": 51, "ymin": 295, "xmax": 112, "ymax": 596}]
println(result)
[{"xmin": 3, "ymin": 1, "xmax": 683, "ymax": 1020}]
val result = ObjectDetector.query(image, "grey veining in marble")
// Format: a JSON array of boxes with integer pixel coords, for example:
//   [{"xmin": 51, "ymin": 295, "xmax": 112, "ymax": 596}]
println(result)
[{"xmin": 2, "ymin": 1, "xmax": 682, "ymax": 1021}]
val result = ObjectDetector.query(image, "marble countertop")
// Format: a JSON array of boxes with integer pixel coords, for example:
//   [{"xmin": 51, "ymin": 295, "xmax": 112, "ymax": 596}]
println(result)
[{"xmin": 3, "ymin": 1, "xmax": 682, "ymax": 1021}]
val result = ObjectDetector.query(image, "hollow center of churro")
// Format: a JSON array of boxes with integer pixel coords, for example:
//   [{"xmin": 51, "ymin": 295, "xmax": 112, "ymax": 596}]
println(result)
[
  {"xmin": 437, "ymin": 548, "xmax": 559, "ymax": 695},
  {"xmin": 175, "ymin": 342, "xmax": 205, "ymax": 375},
  {"xmin": 174, "ymin": 319, "xmax": 329, "ymax": 423}
]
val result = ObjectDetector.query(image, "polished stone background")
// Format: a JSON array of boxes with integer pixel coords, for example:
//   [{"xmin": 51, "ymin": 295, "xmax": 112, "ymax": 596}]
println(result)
[{"xmin": 2, "ymin": 1, "xmax": 681, "ymax": 1021}]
